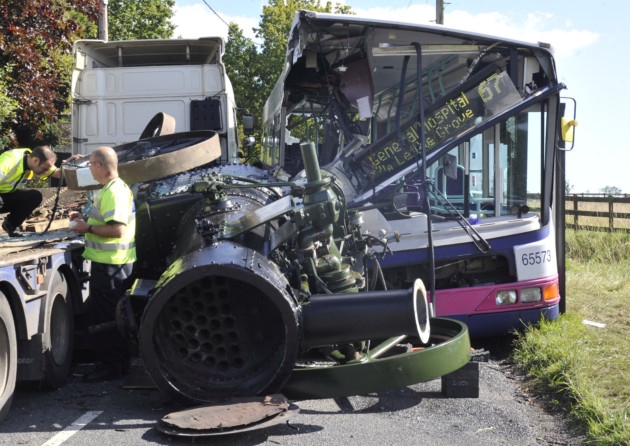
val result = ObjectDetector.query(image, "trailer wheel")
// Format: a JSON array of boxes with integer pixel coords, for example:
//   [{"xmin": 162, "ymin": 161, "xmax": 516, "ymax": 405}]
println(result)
[
  {"xmin": 41, "ymin": 271, "xmax": 74, "ymax": 389},
  {"xmin": 0, "ymin": 292, "xmax": 17, "ymax": 423}
]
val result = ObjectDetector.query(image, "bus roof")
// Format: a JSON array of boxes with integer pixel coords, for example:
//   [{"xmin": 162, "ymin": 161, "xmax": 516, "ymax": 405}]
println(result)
[{"xmin": 292, "ymin": 10, "xmax": 554, "ymax": 53}]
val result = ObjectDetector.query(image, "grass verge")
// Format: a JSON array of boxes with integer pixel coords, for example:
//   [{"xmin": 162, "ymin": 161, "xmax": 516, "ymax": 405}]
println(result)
[{"xmin": 511, "ymin": 230, "xmax": 630, "ymax": 445}]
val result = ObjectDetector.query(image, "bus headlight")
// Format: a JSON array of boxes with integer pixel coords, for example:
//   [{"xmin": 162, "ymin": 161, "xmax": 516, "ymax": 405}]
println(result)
[
  {"xmin": 521, "ymin": 287, "xmax": 542, "ymax": 303},
  {"xmin": 496, "ymin": 290, "xmax": 517, "ymax": 305}
]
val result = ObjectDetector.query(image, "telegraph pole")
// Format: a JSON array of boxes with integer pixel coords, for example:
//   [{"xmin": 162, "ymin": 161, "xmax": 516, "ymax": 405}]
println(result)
[
  {"xmin": 98, "ymin": 0, "xmax": 109, "ymax": 41},
  {"xmin": 436, "ymin": 0, "xmax": 444, "ymax": 25}
]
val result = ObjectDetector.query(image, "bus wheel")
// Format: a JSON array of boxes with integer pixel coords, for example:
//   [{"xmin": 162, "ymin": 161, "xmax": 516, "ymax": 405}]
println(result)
[
  {"xmin": 0, "ymin": 292, "xmax": 17, "ymax": 423},
  {"xmin": 41, "ymin": 271, "xmax": 74, "ymax": 389}
]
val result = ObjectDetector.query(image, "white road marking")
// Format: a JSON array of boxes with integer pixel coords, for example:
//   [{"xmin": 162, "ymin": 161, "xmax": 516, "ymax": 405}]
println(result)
[{"xmin": 41, "ymin": 411, "xmax": 103, "ymax": 446}]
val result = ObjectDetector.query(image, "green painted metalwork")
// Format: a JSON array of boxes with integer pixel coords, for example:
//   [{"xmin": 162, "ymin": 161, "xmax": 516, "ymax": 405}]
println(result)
[{"xmin": 282, "ymin": 317, "xmax": 470, "ymax": 399}]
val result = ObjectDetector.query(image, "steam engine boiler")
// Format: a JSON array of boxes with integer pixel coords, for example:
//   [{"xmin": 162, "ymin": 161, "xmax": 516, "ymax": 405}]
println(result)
[{"xmin": 99, "ymin": 135, "xmax": 471, "ymax": 406}]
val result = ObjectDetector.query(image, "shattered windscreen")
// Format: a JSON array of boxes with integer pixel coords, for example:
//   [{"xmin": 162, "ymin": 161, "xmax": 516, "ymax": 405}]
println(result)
[
  {"xmin": 352, "ymin": 67, "xmax": 522, "ymax": 190},
  {"xmin": 266, "ymin": 12, "xmax": 560, "ymax": 203}
]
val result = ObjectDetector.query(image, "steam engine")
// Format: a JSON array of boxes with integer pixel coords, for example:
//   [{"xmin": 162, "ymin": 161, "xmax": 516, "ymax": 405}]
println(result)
[{"xmin": 114, "ymin": 140, "xmax": 467, "ymax": 406}]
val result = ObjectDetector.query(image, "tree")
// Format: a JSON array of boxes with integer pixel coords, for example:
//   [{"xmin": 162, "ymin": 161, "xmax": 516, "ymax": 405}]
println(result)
[
  {"xmin": 107, "ymin": 0, "xmax": 175, "ymax": 40},
  {"xmin": 223, "ymin": 23, "xmax": 263, "ymax": 158},
  {"xmin": 224, "ymin": 1, "xmax": 353, "ymax": 156},
  {"xmin": 0, "ymin": 0, "xmax": 177, "ymax": 148},
  {"xmin": 224, "ymin": 23, "xmax": 261, "ymax": 114},
  {"xmin": 0, "ymin": 66, "xmax": 19, "ymax": 151},
  {"xmin": 0, "ymin": 0, "xmax": 101, "ymax": 145},
  {"xmin": 601, "ymin": 185, "xmax": 622, "ymax": 195},
  {"xmin": 255, "ymin": 1, "xmax": 352, "ymax": 102},
  {"xmin": 565, "ymin": 181, "xmax": 573, "ymax": 194}
]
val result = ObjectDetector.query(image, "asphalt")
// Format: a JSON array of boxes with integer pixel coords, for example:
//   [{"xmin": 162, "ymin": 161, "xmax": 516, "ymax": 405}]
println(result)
[{"xmin": 0, "ymin": 337, "xmax": 586, "ymax": 446}]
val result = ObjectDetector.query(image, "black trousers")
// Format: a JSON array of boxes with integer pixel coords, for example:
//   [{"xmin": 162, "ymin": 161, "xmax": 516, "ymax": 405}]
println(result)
[
  {"xmin": 0, "ymin": 189, "xmax": 43, "ymax": 228},
  {"xmin": 88, "ymin": 262, "xmax": 134, "ymax": 370}
]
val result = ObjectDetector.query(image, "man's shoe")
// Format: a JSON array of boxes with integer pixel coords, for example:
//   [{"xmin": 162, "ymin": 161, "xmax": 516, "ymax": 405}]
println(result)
[
  {"xmin": 83, "ymin": 366, "xmax": 123, "ymax": 383},
  {"xmin": 2, "ymin": 220, "xmax": 24, "ymax": 237}
]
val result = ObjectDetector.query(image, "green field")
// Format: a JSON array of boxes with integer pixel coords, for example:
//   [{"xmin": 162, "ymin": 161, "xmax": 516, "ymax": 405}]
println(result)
[{"xmin": 512, "ymin": 229, "xmax": 630, "ymax": 445}]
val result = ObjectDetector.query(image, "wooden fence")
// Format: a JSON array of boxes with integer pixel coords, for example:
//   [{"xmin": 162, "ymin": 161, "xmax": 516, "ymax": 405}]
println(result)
[{"xmin": 565, "ymin": 194, "xmax": 630, "ymax": 232}]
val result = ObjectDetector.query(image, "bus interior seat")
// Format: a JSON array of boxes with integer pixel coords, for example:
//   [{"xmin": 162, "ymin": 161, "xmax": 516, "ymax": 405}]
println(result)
[{"xmin": 435, "ymin": 165, "xmax": 465, "ymax": 196}]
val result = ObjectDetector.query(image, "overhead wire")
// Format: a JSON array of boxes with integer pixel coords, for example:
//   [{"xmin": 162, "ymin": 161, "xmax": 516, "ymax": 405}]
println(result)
[{"xmin": 201, "ymin": 0, "xmax": 231, "ymax": 29}]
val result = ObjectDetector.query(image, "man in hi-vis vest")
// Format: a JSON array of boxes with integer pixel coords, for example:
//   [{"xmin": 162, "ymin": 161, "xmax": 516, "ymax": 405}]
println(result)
[
  {"xmin": 0, "ymin": 145, "xmax": 76, "ymax": 237},
  {"xmin": 69, "ymin": 146, "xmax": 136, "ymax": 382}
]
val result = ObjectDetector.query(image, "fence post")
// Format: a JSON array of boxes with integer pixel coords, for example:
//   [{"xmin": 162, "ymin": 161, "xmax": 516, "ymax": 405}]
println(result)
[
  {"xmin": 609, "ymin": 195, "xmax": 614, "ymax": 231},
  {"xmin": 573, "ymin": 195, "xmax": 579, "ymax": 227}
]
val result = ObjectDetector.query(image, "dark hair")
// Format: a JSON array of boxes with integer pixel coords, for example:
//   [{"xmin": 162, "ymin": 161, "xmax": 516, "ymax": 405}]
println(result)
[{"xmin": 31, "ymin": 145, "xmax": 57, "ymax": 163}]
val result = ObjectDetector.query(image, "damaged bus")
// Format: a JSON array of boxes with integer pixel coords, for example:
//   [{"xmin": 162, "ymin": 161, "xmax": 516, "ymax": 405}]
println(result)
[{"xmin": 260, "ymin": 10, "xmax": 577, "ymax": 337}]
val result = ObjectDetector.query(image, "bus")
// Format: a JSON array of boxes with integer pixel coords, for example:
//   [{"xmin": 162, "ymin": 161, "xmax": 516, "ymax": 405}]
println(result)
[{"xmin": 259, "ymin": 10, "xmax": 577, "ymax": 337}]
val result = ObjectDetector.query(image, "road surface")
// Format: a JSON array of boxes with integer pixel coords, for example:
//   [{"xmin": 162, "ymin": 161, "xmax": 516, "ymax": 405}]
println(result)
[{"xmin": 0, "ymin": 337, "xmax": 585, "ymax": 445}]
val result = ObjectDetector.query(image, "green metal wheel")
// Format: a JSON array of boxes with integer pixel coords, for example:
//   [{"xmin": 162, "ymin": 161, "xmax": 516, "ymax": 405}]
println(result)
[{"xmin": 282, "ymin": 317, "xmax": 470, "ymax": 399}]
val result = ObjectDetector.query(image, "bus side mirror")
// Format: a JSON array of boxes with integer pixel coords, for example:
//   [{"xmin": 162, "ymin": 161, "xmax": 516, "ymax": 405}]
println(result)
[
  {"xmin": 558, "ymin": 96, "xmax": 577, "ymax": 151},
  {"xmin": 561, "ymin": 117, "xmax": 578, "ymax": 143},
  {"xmin": 243, "ymin": 114, "xmax": 255, "ymax": 136}
]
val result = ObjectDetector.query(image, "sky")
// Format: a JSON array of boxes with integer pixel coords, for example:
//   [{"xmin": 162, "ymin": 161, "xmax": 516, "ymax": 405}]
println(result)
[{"xmin": 170, "ymin": 0, "xmax": 625, "ymax": 194}]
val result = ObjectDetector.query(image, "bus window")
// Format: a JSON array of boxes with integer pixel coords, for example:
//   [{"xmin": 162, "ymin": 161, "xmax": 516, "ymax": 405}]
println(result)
[
  {"xmin": 430, "ymin": 106, "xmax": 545, "ymax": 220},
  {"xmin": 502, "ymin": 108, "xmax": 544, "ymax": 218}
]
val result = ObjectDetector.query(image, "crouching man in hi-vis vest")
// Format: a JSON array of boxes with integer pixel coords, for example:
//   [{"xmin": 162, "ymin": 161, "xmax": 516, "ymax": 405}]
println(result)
[
  {"xmin": 69, "ymin": 146, "xmax": 136, "ymax": 382},
  {"xmin": 0, "ymin": 145, "xmax": 79, "ymax": 237}
]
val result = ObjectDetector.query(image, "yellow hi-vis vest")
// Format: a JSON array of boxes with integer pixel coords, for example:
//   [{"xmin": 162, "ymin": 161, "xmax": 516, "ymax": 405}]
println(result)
[
  {"xmin": 0, "ymin": 148, "xmax": 57, "ymax": 193},
  {"xmin": 83, "ymin": 177, "xmax": 136, "ymax": 265}
]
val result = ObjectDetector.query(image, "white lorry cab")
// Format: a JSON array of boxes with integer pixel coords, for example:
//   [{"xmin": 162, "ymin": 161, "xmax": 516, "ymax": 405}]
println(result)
[{"xmin": 71, "ymin": 37, "xmax": 241, "ymax": 164}]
